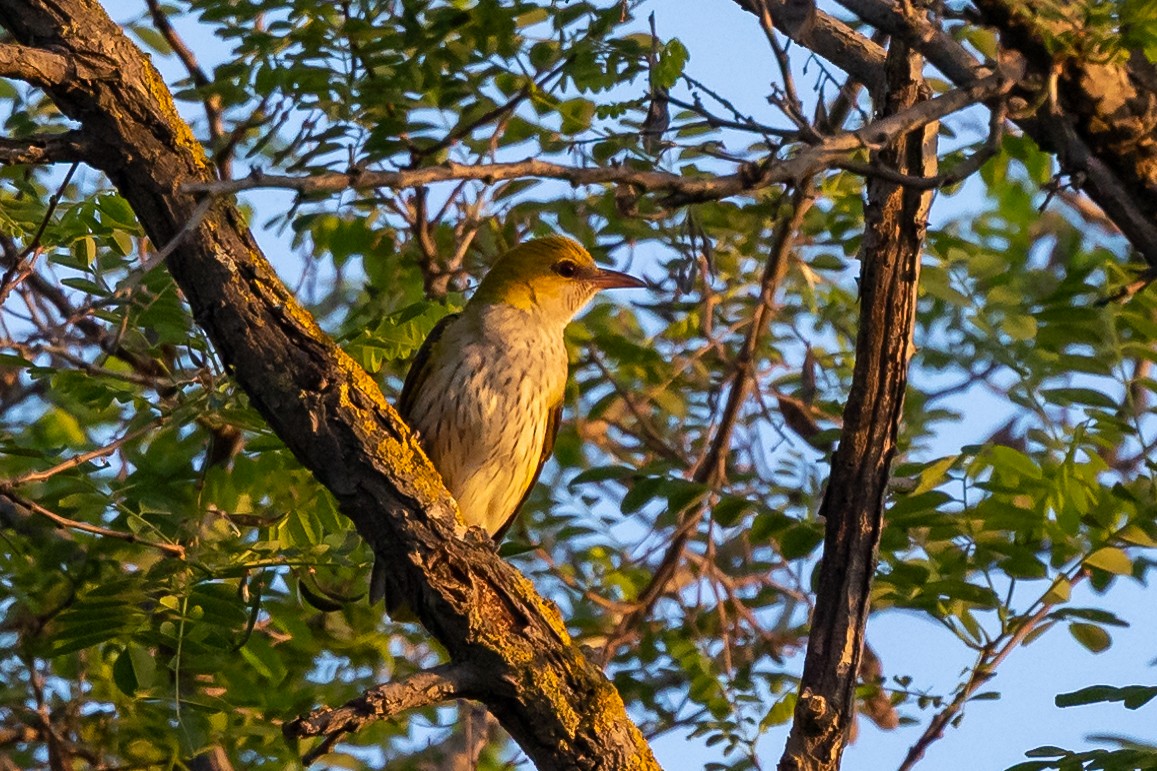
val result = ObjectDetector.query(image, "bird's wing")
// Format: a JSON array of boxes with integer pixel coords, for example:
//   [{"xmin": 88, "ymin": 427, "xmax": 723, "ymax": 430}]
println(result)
[
  {"xmin": 492, "ymin": 396, "xmax": 563, "ymax": 542},
  {"xmin": 397, "ymin": 312, "xmax": 460, "ymax": 419}
]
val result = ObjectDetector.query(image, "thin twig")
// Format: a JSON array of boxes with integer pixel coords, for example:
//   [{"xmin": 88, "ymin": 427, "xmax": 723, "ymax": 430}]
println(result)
[
  {"xmin": 897, "ymin": 570, "xmax": 1087, "ymax": 771},
  {"xmin": 183, "ymin": 74, "xmax": 1012, "ymax": 203},
  {"xmin": 19, "ymin": 162, "xmax": 79, "ymax": 261},
  {"xmin": 4, "ymin": 418, "xmax": 162, "ymax": 486},
  {"xmin": 598, "ymin": 183, "xmax": 816, "ymax": 664},
  {"xmin": 0, "ymin": 491, "xmax": 186, "ymax": 558}
]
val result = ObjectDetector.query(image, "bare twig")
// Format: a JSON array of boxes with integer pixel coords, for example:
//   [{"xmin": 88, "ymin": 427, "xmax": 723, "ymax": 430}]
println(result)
[
  {"xmin": 598, "ymin": 183, "xmax": 816, "ymax": 664},
  {"xmin": 0, "ymin": 491, "xmax": 186, "ymax": 558},
  {"xmin": 4, "ymin": 419, "xmax": 161, "ymax": 486},
  {"xmin": 183, "ymin": 73, "xmax": 1011, "ymax": 204},
  {"xmin": 16, "ymin": 162, "xmax": 79, "ymax": 263},
  {"xmin": 284, "ymin": 662, "xmax": 482, "ymax": 764},
  {"xmin": 897, "ymin": 571, "xmax": 1086, "ymax": 771}
]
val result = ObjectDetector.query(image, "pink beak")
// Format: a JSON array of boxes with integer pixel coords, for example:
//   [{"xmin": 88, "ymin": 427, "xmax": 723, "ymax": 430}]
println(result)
[{"xmin": 589, "ymin": 268, "xmax": 647, "ymax": 290}]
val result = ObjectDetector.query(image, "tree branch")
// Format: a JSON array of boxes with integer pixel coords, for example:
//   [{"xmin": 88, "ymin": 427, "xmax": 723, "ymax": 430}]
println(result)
[
  {"xmin": 0, "ymin": 41, "xmax": 110, "ymax": 86},
  {"xmin": 732, "ymin": 0, "xmax": 887, "ymax": 93},
  {"xmin": 0, "ymin": 130, "xmax": 91, "ymax": 165},
  {"xmin": 734, "ymin": 0, "xmax": 1157, "ymax": 268},
  {"xmin": 834, "ymin": 0, "xmax": 985, "ymax": 85},
  {"xmin": 835, "ymin": 0, "xmax": 1157, "ymax": 267},
  {"xmin": 285, "ymin": 662, "xmax": 482, "ymax": 762},
  {"xmin": 598, "ymin": 182, "xmax": 815, "ymax": 666},
  {"xmin": 896, "ymin": 594, "xmax": 1064, "ymax": 771},
  {"xmin": 0, "ymin": 42, "xmax": 71, "ymax": 87},
  {"xmin": 143, "ymin": 0, "xmax": 224, "ymax": 158},
  {"xmin": 779, "ymin": 36, "xmax": 935, "ymax": 771},
  {"xmin": 0, "ymin": 491, "xmax": 186, "ymax": 558},
  {"xmin": 183, "ymin": 73, "xmax": 1009, "ymax": 204}
]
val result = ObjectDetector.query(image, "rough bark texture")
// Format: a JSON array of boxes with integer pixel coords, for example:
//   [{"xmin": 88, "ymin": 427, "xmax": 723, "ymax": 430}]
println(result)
[
  {"xmin": 0, "ymin": 2, "xmax": 660, "ymax": 769},
  {"xmin": 778, "ymin": 40, "xmax": 934, "ymax": 771},
  {"xmin": 973, "ymin": 0, "xmax": 1157, "ymax": 265},
  {"xmin": 741, "ymin": 0, "xmax": 1157, "ymax": 266},
  {"xmin": 827, "ymin": 0, "xmax": 1157, "ymax": 266}
]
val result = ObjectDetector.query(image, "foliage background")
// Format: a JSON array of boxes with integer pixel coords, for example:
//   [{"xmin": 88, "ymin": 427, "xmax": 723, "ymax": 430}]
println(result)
[{"xmin": 0, "ymin": 0, "xmax": 1154, "ymax": 769}]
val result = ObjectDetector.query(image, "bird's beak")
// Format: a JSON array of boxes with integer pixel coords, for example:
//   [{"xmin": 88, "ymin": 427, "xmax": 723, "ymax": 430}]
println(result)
[{"xmin": 589, "ymin": 267, "xmax": 647, "ymax": 290}]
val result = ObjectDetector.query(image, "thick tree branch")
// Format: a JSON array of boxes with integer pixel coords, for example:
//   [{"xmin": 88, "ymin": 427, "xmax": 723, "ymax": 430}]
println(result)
[
  {"xmin": 0, "ymin": 130, "xmax": 91, "ymax": 164},
  {"xmin": 0, "ymin": 41, "xmax": 112, "ymax": 86},
  {"xmin": 732, "ymin": 0, "xmax": 887, "ymax": 93},
  {"xmin": 143, "ymin": 0, "xmax": 224, "ymax": 157},
  {"xmin": 834, "ymin": 0, "xmax": 984, "ymax": 85},
  {"xmin": 732, "ymin": 0, "xmax": 1157, "ymax": 267},
  {"xmin": 183, "ymin": 73, "xmax": 1008, "ymax": 204},
  {"xmin": 0, "ymin": 2, "xmax": 660, "ymax": 768},
  {"xmin": 779, "ymin": 37, "xmax": 934, "ymax": 771},
  {"xmin": 834, "ymin": 0, "xmax": 1157, "ymax": 267},
  {"xmin": 0, "ymin": 42, "xmax": 71, "ymax": 87},
  {"xmin": 284, "ymin": 663, "xmax": 482, "ymax": 757}
]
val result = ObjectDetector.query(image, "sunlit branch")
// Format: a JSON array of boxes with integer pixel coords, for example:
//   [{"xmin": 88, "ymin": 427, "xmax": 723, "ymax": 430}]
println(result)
[
  {"xmin": 183, "ymin": 74, "xmax": 1009, "ymax": 209},
  {"xmin": 897, "ymin": 570, "xmax": 1087, "ymax": 771},
  {"xmin": 284, "ymin": 662, "xmax": 483, "ymax": 763}
]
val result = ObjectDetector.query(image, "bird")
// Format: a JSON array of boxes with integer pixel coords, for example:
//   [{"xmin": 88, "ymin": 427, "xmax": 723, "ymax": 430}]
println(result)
[{"xmin": 372, "ymin": 235, "xmax": 645, "ymax": 612}]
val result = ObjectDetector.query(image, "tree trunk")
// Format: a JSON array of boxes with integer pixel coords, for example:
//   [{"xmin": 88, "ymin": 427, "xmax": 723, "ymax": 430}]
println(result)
[{"xmin": 778, "ymin": 38, "xmax": 935, "ymax": 771}]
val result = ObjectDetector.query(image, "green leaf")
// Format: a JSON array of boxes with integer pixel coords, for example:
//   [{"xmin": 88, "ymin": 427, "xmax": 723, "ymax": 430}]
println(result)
[
  {"xmin": 760, "ymin": 692, "xmax": 797, "ymax": 728},
  {"xmin": 621, "ymin": 476, "xmax": 665, "ymax": 514},
  {"xmin": 1084, "ymin": 547, "xmax": 1133, "ymax": 576},
  {"xmin": 779, "ymin": 524, "xmax": 824, "ymax": 559},
  {"xmin": 712, "ymin": 495, "xmax": 754, "ymax": 527},
  {"xmin": 653, "ymin": 39, "xmax": 689, "ymax": 89},
  {"xmin": 912, "ymin": 455, "xmax": 959, "ymax": 495},
  {"xmin": 1041, "ymin": 387, "xmax": 1118, "ymax": 409},
  {"xmin": 1042, "ymin": 577, "xmax": 1072, "ymax": 605},
  {"xmin": 1068, "ymin": 622, "xmax": 1112, "ymax": 653},
  {"xmin": 988, "ymin": 445, "xmax": 1042, "ymax": 481},
  {"xmin": 569, "ymin": 465, "xmax": 635, "ymax": 486},
  {"xmin": 1056, "ymin": 684, "xmax": 1157, "ymax": 710},
  {"xmin": 112, "ymin": 643, "xmax": 157, "ymax": 694},
  {"xmin": 557, "ymin": 98, "xmax": 595, "ymax": 134},
  {"xmin": 240, "ymin": 634, "xmax": 288, "ymax": 684}
]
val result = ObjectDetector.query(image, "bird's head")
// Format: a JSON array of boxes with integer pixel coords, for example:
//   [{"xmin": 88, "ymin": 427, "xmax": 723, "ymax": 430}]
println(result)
[{"xmin": 470, "ymin": 236, "xmax": 645, "ymax": 325}]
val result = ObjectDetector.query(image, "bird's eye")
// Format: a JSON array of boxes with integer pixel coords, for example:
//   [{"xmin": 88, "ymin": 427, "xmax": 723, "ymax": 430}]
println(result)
[{"xmin": 553, "ymin": 260, "xmax": 579, "ymax": 278}]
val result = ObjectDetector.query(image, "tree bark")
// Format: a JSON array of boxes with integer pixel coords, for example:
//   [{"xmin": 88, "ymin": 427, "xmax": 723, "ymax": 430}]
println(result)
[
  {"xmin": 0, "ymin": 1, "xmax": 660, "ymax": 768},
  {"xmin": 778, "ymin": 38, "xmax": 934, "ymax": 771},
  {"xmin": 973, "ymin": 0, "xmax": 1157, "ymax": 265},
  {"xmin": 743, "ymin": 0, "xmax": 1157, "ymax": 267}
]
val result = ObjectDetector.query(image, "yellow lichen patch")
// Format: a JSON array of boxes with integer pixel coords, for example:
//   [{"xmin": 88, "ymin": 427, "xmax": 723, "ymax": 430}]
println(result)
[
  {"xmin": 129, "ymin": 47, "xmax": 211, "ymax": 175},
  {"xmin": 511, "ymin": 572, "xmax": 569, "ymax": 642},
  {"xmin": 332, "ymin": 378, "xmax": 455, "ymax": 512},
  {"xmin": 526, "ymin": 665, "xmax": 582, "ymax": 738}
]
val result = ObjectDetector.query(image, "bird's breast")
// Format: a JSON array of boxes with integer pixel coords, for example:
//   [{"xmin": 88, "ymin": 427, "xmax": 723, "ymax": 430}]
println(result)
[{"xmin": 404, "ymin": 309, "xmax": 567, "ymax": 534}]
